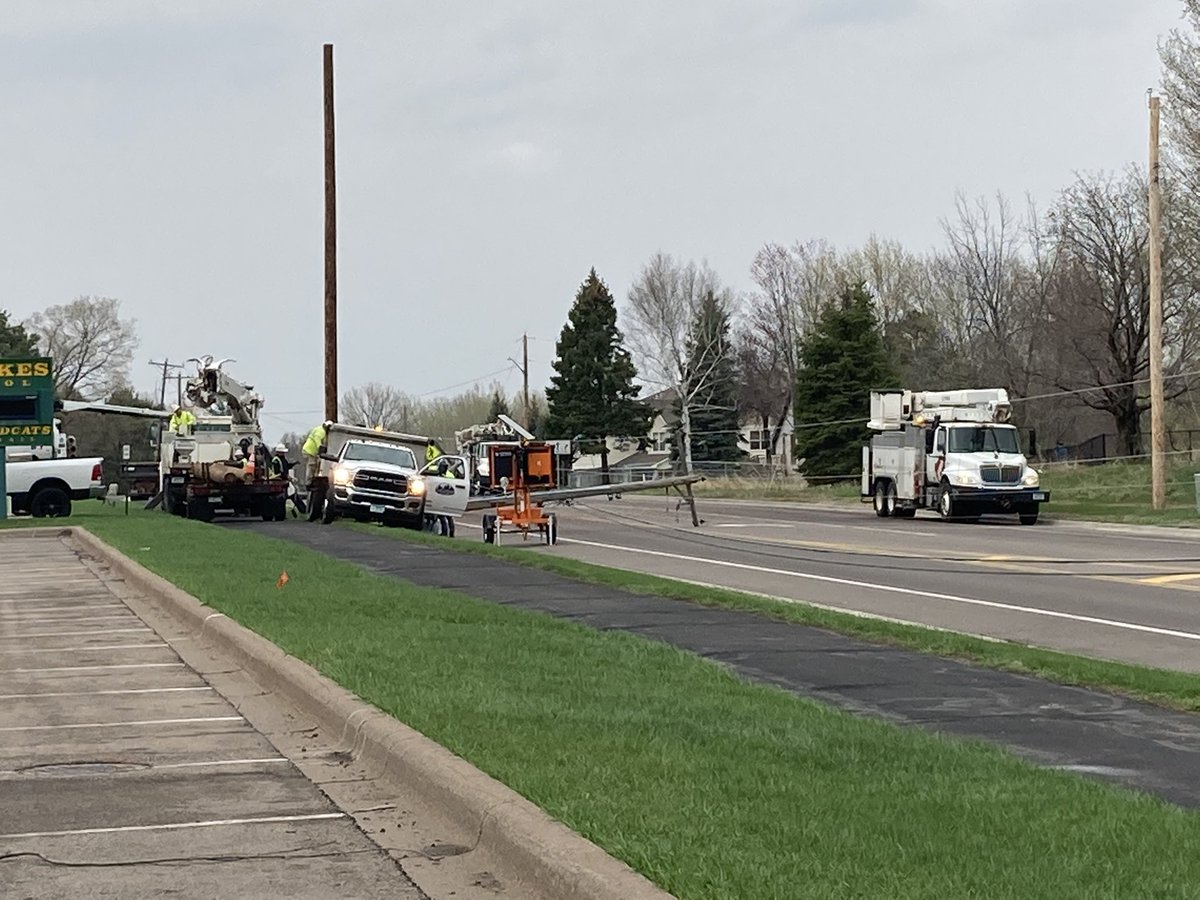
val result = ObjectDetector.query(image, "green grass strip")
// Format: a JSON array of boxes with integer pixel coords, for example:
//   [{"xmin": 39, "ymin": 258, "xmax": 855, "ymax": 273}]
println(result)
[
  {"xmin": 6, "ymin": 507, "xmax": 1200, "ymax": 897},
  {"xmin": 352, "ymin": 521, "xmax": 1200, "ymax": 714}
]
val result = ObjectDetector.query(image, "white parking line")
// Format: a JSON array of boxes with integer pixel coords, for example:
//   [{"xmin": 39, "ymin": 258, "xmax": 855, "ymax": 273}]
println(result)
[
  {"xmin": 0, "ymin": 716, "xmax": 244, "ymax": 733},
  {"xmin": 0, "ymin": 812, "xmax": 346, "ymax": 840},
  {"xmin": 564, "ymin": 538, "xmax": 1200, "ymax": 643},
  {"xmin": 5, "ymin": 662, "xmax": 185, "ymax": 673},
  {"xmin": 0, "ymin": 686, "xmax": 212, "ymax": 700},
  {"xmin": 152, "ymin": 757, "xmax": 290, "ymax": 771},
  {"xmin": 0, "ymin": 628, "xmax": 152, "ymax": 640},
  {"xmin": 0, "ymin": 643, "xmax": 165, "ymax": 655}
]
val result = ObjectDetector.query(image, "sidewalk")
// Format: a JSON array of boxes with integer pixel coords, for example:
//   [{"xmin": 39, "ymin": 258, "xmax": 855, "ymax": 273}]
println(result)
[
  {"xmin": 267, "ymin": 522, "xmax": 1200, "ymax": 808},
  {"xmin": 0, "ymin": 530, "xmax": 425, "ymax": 898}
]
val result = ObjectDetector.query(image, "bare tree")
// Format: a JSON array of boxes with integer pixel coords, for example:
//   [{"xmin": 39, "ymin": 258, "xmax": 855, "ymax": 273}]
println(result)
[
  {"xmin": 625, "ymin": 254, "xmax": 737, "ymax": 472},
  {"xmin": 1046, "ymin": 168, "xmax": 1194, "ymax": 455},
  {"xmin": 25, "ymin": 296, "xmax": 137, "ymax": 399},
  {"xmin": 340, "ymin": 382, "xmax": 414, "ymax": 431}
]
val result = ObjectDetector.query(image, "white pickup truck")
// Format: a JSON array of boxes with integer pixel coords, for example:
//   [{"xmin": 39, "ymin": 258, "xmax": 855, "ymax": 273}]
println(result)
[{"xmin": 5, "ymin": 419, "xmax": 105, "ymax": 517}]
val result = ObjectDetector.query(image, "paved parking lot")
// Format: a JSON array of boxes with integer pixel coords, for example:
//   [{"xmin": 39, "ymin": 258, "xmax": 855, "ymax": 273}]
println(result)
[{"xmin": 0, "ymin": 530, "xmax": 425, "ymax": 899}]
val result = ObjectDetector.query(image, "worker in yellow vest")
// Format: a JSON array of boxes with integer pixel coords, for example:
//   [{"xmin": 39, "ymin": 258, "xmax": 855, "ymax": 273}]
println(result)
[
  {"xmin": 169, "ymin": 405, "xmax": 196, "ymax": 433},
  {"xmin": 303, "ymin": 420, "xmax": 333, "ymax": 521}
]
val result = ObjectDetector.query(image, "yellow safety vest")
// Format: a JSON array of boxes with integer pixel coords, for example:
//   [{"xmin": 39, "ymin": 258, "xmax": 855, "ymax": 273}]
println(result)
[{"xmin": 303, "ymin": 425, "xmax": 327, "ymax": 457}]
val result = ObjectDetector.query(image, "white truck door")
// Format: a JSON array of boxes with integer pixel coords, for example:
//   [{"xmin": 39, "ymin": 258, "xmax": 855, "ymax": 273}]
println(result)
[{"xmin": 421, "ymin": 455, "xmax": 471, "ymax": 517}]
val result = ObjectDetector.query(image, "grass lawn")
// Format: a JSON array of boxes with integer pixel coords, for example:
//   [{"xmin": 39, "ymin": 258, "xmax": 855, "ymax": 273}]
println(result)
[{"xmin": 8, "ymin": 504, "xmax": 1199, "ymax": 898}]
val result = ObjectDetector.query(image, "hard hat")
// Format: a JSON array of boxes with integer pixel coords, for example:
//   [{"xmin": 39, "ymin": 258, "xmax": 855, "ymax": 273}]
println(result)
[
  {"xmin": 323, "ymin": 420, "xmax": 333, "ymax": 429},
  {"xmin": 173, "ymin": 404, "xmax": 182, "ymax": 413},
  {"xmin": 273, "ymin": 443, "xmax": 287, "ymax": 453}
]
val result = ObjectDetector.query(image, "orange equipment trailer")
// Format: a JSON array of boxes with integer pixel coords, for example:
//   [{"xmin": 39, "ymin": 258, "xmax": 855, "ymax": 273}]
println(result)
[{"xmin": 481, "ymin": 441, "xmax": 559, "ymax": 545}]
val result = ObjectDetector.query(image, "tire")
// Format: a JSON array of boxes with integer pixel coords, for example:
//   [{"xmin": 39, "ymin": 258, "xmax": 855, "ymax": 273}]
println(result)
[
  {"xmin": 1019, "ymin": 505, "xmax": 1039, "ymax": 526},
  {"xmin": 482, "ymin": 514, "xmax": 496, "ymax": 544},
  {"xmin": 873, "ymin": 479, "xmax": 892, "ymax": 518},
  {"xmin": 545, "ymin": 513, "xmax": 558, "ymax": 545},
  {"xmin": 268, "ymin": 497, "xmax": 287, "ymax": 522},
  {"xmin": 937, "ymin": 480, "xmax": 956, "ymax": 520},
  {"xmin": 402, "ymin": 513, "xmax": 424, "ymax": 531},
  {"xmin": 30, "ymin": 487, "xmax": 71, "ymax": 518},
  {"xmin": 320, "ymin": 497, "xmax": 337, "ymax": 525},
  {"xmin": 186, "ymin": 499, "xmax": 214, "ymax": 522}
]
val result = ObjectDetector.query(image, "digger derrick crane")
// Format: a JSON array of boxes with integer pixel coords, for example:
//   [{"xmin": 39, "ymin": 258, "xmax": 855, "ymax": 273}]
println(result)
[{"xmin": 183, "ymin": 356, "xmax": 264, "ymax": 426}]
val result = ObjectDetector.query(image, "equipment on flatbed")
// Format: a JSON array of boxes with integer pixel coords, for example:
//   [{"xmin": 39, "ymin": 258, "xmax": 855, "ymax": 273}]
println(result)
[{"xmin": 862, "ymin": 388, "xmax": 1049, "ymax": 524}]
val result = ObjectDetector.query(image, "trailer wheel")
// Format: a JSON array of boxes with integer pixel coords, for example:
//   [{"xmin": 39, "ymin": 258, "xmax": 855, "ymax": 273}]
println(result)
[
  {"xmin": 482, "ymin": 514, "xmax": 496, "ymax": 544},
  {"xmin": 937, "ymin": 480, "xmax": 957, "ymax": 519},
  {"xmin": 873, "ymin": 480, "xmax": 892, "ymax": 517},
  {"xmin": 544, "ymin": 513, "xmax": 558, "ymax": 545}
]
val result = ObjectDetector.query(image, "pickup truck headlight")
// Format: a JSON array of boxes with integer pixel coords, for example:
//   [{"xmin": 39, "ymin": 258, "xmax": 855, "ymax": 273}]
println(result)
[
  {"xmin": 1023, "ymin": 469, "xmax": 1040, "ymax": 487},
  {"xmin": 950, "ymin": 471, "xmax": 980, "ymax": 487},
  {"xmin": 332, "ymin": 466, "xmax": 351, "ymax": 485},
  {"xmin": 408, "ymin": 477, "xmax": 426, "ymax": 496}
]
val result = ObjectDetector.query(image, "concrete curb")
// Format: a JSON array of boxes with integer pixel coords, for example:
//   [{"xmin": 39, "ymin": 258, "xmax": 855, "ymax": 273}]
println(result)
[{"xmin": 65, "ymin": 526, "xmax": 674, "ymax": 900}]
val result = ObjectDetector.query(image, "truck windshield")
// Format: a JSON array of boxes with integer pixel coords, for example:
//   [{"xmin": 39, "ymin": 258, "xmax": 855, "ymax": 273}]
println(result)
[
  {"xmin": 342, "ymin": 443, "xmax": 416, "ymax": 469},
  {"xmin": 947, "ymin": 427, "xmax": 1020, "ymax": 454}
]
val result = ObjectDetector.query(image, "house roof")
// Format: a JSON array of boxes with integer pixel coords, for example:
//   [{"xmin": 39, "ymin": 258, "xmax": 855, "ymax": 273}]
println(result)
[{"xmin": 612, "ymin": 450, "xmax": 672, "ymax": 469}]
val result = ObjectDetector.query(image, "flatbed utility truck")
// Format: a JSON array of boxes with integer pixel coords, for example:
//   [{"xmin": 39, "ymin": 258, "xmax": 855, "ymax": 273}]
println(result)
[{"xmin": 861, "ymin": 388, "xmax": 1049, "ymax": 524}]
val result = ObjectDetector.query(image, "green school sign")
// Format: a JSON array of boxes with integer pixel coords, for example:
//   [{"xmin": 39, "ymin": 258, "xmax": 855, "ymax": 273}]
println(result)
[{"xmin": 0, "ymin": 357, "xmax": 54, "ymax": 447}]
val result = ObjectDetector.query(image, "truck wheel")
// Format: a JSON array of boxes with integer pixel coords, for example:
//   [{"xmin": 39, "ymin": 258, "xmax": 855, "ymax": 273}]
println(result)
[
  {"xmin": 30, "ymin": 487, "xmax": 71, "ymax": 518},
  {"xmin": 873, "ymin": 480, "xmax": 892, "ymax": 518},
  {"xmin": 937, "ymin": 480, "xmax": 956, "ymax": 519},
  {"xmin": 1019, "ymin": 505, "xmax": 1039, "ymax": 526},
  {"xmin": 186, "ymin": 500, "xmax": 214, "ymax": 522}
]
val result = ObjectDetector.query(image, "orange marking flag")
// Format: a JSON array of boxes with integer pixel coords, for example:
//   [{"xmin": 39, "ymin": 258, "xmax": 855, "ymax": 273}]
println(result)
[{"xmin": 276, "ymin": 571, "xmax": 290, "ymax": 589}]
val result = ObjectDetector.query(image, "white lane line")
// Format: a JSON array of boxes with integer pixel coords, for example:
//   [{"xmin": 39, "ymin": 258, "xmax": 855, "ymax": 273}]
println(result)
[
  {"xmin": 0, "ymin": 628, "xmax": 152, "ymax": 640},
  {"xmin": 711, "ymin": 523, "xmax": 796, "ymax": 529},
  {"xmin": 0, "ymin": 812, "xmax": 346, "ymax": 840},
  {"xmin": 4, "ymin": 662, "xmax": 184, "ymax": 673},
  {"xmin": 564, "ymin": 538, "xmax": 1200, "ymax": 643},
  {"xmin": 0, "ymin": 643, "xmax": 166, "ymax": 655},
  {"xmin": 0, "ymin": 716, "xmax": 244, "ymax": 733},
  {"xmin": 0, "ymin": 686, "xmax": 211, "ymax": 700}
]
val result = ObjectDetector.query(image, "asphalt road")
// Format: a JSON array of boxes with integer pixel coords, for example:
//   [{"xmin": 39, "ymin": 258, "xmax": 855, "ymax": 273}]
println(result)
[{"xmin": 458, "ymin": 494, "xmax": 1200, "ymax": 673}]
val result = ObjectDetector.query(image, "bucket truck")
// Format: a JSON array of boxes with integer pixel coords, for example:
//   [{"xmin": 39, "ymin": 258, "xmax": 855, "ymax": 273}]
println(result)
[{"xmin": 861, "ymin": 388, "xmax": 1049, "ymax": 525}]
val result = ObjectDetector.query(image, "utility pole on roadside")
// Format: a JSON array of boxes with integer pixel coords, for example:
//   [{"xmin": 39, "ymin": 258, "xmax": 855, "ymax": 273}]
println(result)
[
  {"xmin": 508, "ymin": 333, "xmax": 531, "ymax": 429},
  {"xmin": 522, "ymin": 332, "xmax": 530, "ymax": 430},
  {"xmin": 148, "ymin": 359, "xmax": 185, "ymax": 408},
  {"xmin": 1148, "ymin": 92, "xmax": 1166, "ymax": 510},
  {"xmin": 323, "ymin": 43, "xmax": 339, "ymax": 424}
]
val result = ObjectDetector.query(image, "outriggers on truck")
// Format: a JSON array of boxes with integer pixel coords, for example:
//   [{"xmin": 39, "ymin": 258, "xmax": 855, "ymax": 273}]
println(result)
[{"xmin": 862, "ymin": 388, "xmax": 1049, "ymax": 525}]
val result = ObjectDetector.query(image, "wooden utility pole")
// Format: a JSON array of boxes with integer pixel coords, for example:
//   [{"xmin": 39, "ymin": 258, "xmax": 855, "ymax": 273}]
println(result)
[
  {"xmin": 522, "ymin": 333, "xmax": 530, "ymax": 429},
  {"xmin": 149, "ymin": 359, "xmax": 184, "ymax": 408},
  {"xmin": 1149, "ymin": 93, "xmax": 1166, "ymax": 510},
  {"xmin": 323, "ymin": 43, "xmax": 338, "ymax": 423}
]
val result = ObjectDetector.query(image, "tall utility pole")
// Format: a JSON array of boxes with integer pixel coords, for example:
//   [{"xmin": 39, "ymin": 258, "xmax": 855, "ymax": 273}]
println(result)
[
  {"xmin": 323, "ymin": 43, "xmax": 338, "ymax": 424},
  {"xmin": 149, "ymin": 359, "xmax": 185, "ymax": 408},
  {"xmin": 522, "ymin": 332, "xmax": 530, "ymax": 430},
  {"xmin": 1148, "ymin": 93, "xmax": 1166, "ymax": 510}
]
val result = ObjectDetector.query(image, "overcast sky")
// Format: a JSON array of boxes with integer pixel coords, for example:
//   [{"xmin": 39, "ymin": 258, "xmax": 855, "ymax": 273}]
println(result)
[{"xmin": 0, "ymin": 0, "xmax": 1183, "ymax": 438}]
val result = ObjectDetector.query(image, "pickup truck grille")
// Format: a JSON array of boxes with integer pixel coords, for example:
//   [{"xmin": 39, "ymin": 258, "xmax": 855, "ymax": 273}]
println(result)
[
  {"xmin": 980, "ymin": 465, "xmax": 1021, "ymax": 484},
  {"xmin": 353, "ymin": 470, "xmax": 408, "ymax": 494}
]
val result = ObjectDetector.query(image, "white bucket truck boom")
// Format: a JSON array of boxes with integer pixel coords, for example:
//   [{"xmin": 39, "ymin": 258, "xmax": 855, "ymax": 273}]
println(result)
[{"xmin": 861, "ymin": 388, "xmax": 1049, "ymax": 524}]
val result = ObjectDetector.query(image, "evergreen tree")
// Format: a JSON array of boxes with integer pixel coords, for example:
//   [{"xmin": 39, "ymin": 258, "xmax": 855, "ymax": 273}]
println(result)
[
  {"xmin": 794, "ymin": 282, "xmax": 898, "ymax": 480},
  {"xmin": 678, "ymin": 292, "xmax": 744, "ymax": 462},
  {"xmin": 487, "ymin": 389, "xmax": 510, "ymax": 421},
  {"xmin": 0, "ymin": 309, "xmax": 38, "ymax": 357},
  {"xmin": 545, "ymin": 269, "xmax": 647, "ymax": 475}
]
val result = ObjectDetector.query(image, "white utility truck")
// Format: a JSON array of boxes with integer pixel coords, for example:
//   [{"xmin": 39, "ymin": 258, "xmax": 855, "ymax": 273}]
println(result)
[
  {"xmin": 5, "ymin": 418, "xmax": 104, "ymax": 517},
  {"xmin": 861, "ymin": 388, "xmax": 1048, "ymax": 525}
]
